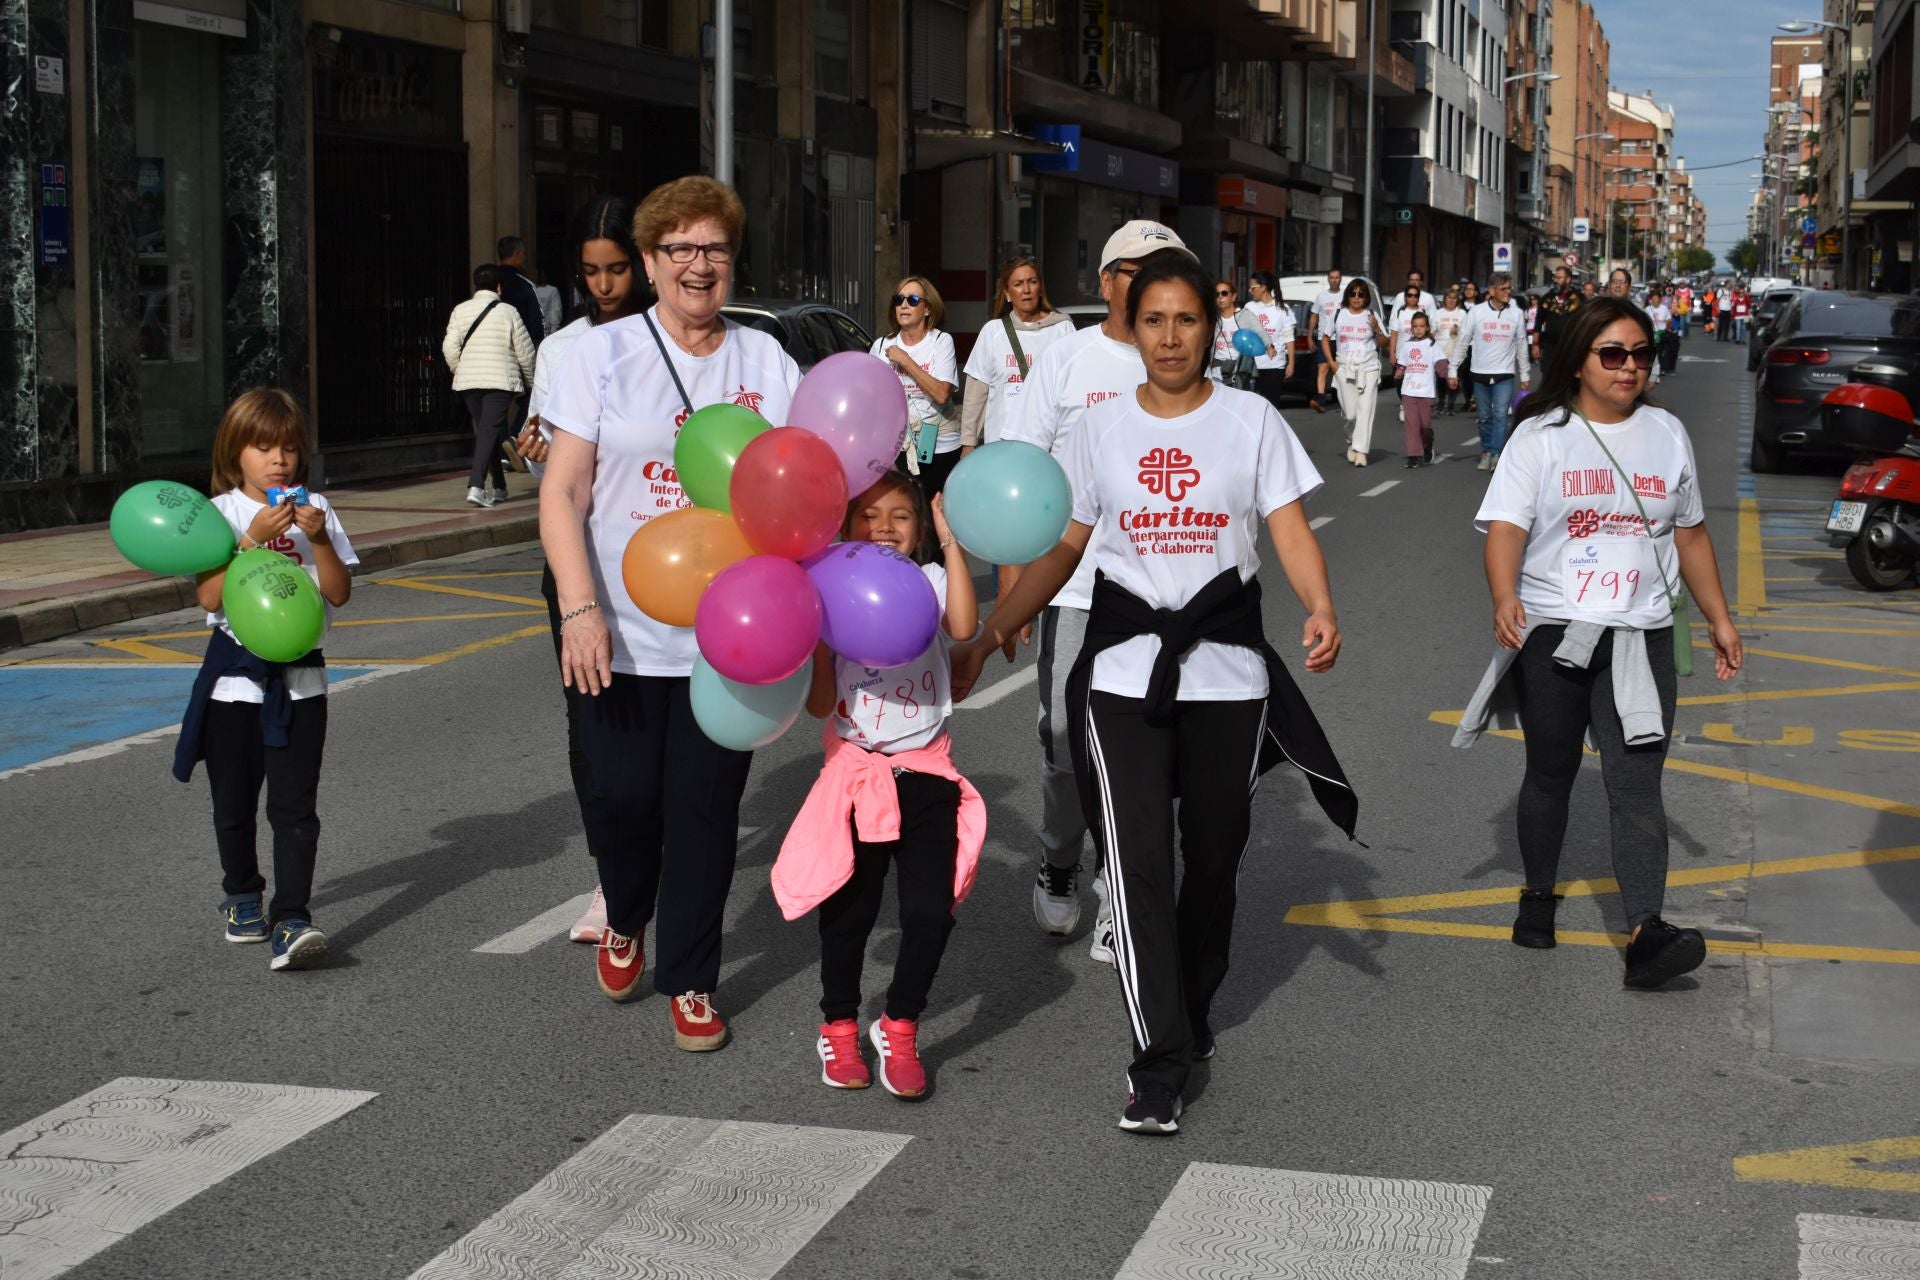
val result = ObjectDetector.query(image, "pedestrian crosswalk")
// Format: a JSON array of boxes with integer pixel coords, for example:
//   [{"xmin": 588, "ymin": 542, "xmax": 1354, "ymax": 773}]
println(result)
[{"xmin": 1, "ymin": 1078, "xmax": 1908, "ymax": 1278}]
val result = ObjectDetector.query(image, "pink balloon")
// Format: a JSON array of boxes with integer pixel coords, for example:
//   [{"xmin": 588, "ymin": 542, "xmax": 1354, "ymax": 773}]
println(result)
[
  {"xmin": 729, "ymin": 427, "xmax": 850, "ymax": 561},
  {"xmin": 694, "ymin": 555, "xmax": 823, "ymax": 685},
  {"xmin": 787, "ymin": 351, "xmax": 911, "ymax": 495}
]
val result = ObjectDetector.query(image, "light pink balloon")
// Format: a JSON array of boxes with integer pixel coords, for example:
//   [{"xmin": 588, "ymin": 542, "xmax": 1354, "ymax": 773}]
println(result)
[
  {"xmin": 786, "ymin": 351, "xmax": 911, "ymax": 496},
  {"xmin": 694, "ymin": 555, "xmax": 823, "ymax": 685}
]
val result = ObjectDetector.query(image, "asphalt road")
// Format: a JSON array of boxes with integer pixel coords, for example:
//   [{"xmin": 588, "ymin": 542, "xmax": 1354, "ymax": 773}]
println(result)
[{"xmin": 4, "ymin": 347, "xmax": 1919, "ymax": 1280}]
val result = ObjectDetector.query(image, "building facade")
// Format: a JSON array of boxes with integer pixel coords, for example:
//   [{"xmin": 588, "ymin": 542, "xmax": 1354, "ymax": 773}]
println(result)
[
  {"xmin": 1545, "ymin": 0, "xmax": 1609, "ymax": 276},
  {"xmin": 1863, "ymin": 0, "xmax": 1918, "ymax": 291}
]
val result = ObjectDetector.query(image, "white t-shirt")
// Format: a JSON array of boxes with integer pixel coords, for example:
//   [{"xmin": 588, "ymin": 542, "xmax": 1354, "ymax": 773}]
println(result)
[
  {"xmin": 1330, "ymin": 308, "xmax": 1382, "ymax": 370},
  {"xmin": 1397, "ymin": 336, "xmax": 1442, "ymax": 398},
  {"xmin": 1064, "ymin": 385, "xmax": 1322, "ymax": 700},
  {"xmin": 962, "ymin": 316, "xmax": 1075, "ymax": 444},
  {"xmin": 528, "ymin": 316, "xmax": 591, "ymax": 421},
  {"xmin": 1389, "ymin": 290, "xmax": 1438, "ymax": 330},
  {"xmin": 870, "ymin": 330, "xmax": 960, "ymax": 453},
  {"xmin": 1431, "ymin": 306, "xmax": 1469, "ymax": 361},
  {"xmin": 1647, "ymin": 303, "xmax": 1673, "ymax": 330},
  {"xmin": 1311, "ymin": 288, "xmax": 1344, "ymax": 341},
  {"xmin": 1474, "ymin": 405, "xmax": 1705, "ymax": 631},
  {"xmin": 1459, "ymin": 301, "xmax": 1530, "ymax": 379},
  {"xmin": 830, "ymin": 562, "xmax": 952, "ymax": 754},
  {"xmin": 1245, "ymin": 301, "xmax": 1294, "ymax": 371},
  {"xmin": 1004, "ymin": 322, "xmax": 1147, "ymax": 610},
  {"xmin": 1210, "ymin": 311, "xmax": 1254, "ymax": 380},
  {"xmin": 539, "ymin": 307, "xmax": 802, "ymax": 676},
  {"xmin": 207, "ymin": 490, "xmax": 360, "ymax": 703}
]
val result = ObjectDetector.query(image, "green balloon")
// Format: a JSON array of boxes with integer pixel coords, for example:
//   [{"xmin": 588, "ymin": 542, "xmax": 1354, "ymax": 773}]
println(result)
[
  {"xmin": 108, "ymin": 480, "xmax": 237, "ymax": 576},
  {"xmin": 221, "ymin": 549, "xmax": 325, "ymax": 663},
  {"xmin": 673, "ymin": 403, "xmax": 769, "ymax": 512}
]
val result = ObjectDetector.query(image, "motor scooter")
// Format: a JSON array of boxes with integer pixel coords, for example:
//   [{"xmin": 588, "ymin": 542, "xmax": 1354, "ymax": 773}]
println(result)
[{"xmin": 1821, "ymin": 355, "xmax": 1920, "ymax": 591}]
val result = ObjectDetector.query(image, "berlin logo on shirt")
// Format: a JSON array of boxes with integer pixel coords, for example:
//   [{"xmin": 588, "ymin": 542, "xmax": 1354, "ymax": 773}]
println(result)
[{"xmin": 1137, "ymin": 446, "xmax": 1201, "ymax": 501}]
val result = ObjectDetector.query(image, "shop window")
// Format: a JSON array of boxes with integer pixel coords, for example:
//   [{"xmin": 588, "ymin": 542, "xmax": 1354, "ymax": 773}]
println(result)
[{"xmin": 133, "ymin": 23, "xmax": 226, "ymax": 462}]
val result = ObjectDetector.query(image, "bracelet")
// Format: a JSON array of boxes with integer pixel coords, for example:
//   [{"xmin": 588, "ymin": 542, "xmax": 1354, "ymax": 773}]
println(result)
[
  {"xmin": 239, "ymin": 533, "xmax": 260, "ymax": 550},
  {"xmin": 559, "ymin": 600, "xmax": 600, "ymax": 626},
  {"xmin": 939, "ymin": 537, "xmax": 955, "ymax": 550}
]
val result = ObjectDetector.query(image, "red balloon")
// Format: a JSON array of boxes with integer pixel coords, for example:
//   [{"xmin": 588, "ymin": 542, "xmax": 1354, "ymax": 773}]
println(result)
[{"xmin": 728, "ymin": 426, "xmax": 850, "ymax": 561}]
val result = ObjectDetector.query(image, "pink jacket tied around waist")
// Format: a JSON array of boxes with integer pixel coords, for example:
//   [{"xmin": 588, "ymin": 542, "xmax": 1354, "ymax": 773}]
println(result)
[{"xmin": 772, "ymin": 722, "xmax": 986, "ymax": 922}]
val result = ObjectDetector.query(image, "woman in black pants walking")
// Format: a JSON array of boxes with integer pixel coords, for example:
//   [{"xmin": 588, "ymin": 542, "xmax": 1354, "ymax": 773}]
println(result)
[
  {"xmin": 950, "ymin": 253, "xmax": 1357, "ymax": 1134},
  {"xmin": 1454, "ymin": 298, "xmax": 1744, "ymax": 989}
]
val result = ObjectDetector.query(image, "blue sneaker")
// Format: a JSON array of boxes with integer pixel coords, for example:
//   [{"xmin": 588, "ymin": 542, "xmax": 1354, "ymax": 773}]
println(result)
[
  {"xmin": 269, "ymin": 919, "xmax": 329, "ymax": 971},
  {"xmin": 221, "ymin": 893, "xmax": 268, "ymax": 944}
]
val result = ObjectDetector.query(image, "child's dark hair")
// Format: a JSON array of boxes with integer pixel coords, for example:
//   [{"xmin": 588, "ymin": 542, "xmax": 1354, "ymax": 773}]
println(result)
[
  {"xmin": 844, "ymin": 470, "xmax": 938, "ymax": 565},
  {"xmin": 1123, "ymin": 252, "xmax": 1219, "ymax": 352},
  {"xmin": 211, "ymin": 388, "xmax": 308, "ymax": 494}
]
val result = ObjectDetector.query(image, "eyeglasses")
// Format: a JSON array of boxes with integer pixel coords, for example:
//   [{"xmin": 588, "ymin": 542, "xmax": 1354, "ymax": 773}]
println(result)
[
  {"xmin": 1592, "ymin": 344, "xmax": 1656, "ymax": 370},
  {"xmin": 891, "ymin": 293, "xmax": 924, "ymax": 308},
  {"xmin": 656, "ymin": 242, "xmax": 733, "ymax": 265},
  {"xmin": 1216, "ymin": 289, "xmax": 1233, "ymax": 298}
]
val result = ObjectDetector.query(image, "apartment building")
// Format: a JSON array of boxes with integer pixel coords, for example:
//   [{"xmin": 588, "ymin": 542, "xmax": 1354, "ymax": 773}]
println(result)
[
  {"xmin": 1604, "ymin": 90, "xmax": 1672, "ymax": 280},
  {"xmin": 1506, "ymin": 0, "xmax": 1554, "ymax": 284},
  {"xmin": 1546, "ymin": 0, "xmax": 1610, "ymax": 273},
  {"xmin": 1864, "ymin": 0, "xmax": 1918, "ymax": 290}
]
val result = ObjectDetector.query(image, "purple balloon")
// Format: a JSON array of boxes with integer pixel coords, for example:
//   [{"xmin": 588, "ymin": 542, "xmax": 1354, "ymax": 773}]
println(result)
[
  {"xmin": 804, "ymin": 541, "xmax": 939, "ymax": 668},
  {"xmin": 694, "ymin": 555, "xmax": 823, "ymax": 685},
  {"xmin": 786, "ymin": 351, "xmax": 912, "ymax": 498}
]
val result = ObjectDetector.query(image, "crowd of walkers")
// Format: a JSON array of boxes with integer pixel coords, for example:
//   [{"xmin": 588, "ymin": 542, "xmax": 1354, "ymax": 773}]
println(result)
[{"xmin": 193, "ymin": 176, "xmax": 1745, "ymax": 1137}]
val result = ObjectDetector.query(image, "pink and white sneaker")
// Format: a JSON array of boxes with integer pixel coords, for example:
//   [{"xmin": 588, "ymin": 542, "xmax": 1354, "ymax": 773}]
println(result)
[
  {"xmin": 570, "ymin": 884, "xmax": 607, "ymax": 943},
  {"xmin": 868, "ymin": 1014, "xmax": 926, "ymax": 1098},
  {"xmin": 817, "ymin": 1019, "xmax": 870, "ymax": 1089}
]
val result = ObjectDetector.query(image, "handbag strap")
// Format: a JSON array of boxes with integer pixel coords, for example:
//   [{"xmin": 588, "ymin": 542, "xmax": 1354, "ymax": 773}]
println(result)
[
  {"xmin": 1002, "ymin": 315, "xmax": 1030, "ymax": 381},
  {"xmin": 459, "ymin": 298, "xmax": 503, "ymax": 353},
  {"xmin": 1571, "ymin": 410, "xmax": 1681, "ymax": 606},
  {"xmin": 642, "ymin": 310, "xmax": 697, "ymax": 415}
]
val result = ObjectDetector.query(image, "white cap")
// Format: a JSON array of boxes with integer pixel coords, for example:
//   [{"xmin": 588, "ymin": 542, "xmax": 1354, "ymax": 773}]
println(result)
[{"xmin": 1098, "ymin": 220, "xmax": 1197, "ymax": 273}]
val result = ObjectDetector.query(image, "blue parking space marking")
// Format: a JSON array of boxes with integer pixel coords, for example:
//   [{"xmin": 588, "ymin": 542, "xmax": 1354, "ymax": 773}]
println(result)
[{"xmin": 0, "ymin": 668, "xmax": 373, "ymax": 774}]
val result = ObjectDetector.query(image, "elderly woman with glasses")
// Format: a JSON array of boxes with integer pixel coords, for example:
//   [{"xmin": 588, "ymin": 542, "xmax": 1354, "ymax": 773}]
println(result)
[
  {"xmin": 538, "ymin": 175, "xmax": 802, "ymax": 1052},
  {"xmin": 872, "ymin": 276, "xmax": 961, "ymax": 495},
  {"xmin": 1454, "ymin": 297, "xmax": 1743, "ymax": 992}
]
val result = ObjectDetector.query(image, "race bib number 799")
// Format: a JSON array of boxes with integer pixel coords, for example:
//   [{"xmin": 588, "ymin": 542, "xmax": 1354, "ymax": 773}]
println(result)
[{"xmin": 1563, "ymin": 538, "xmax": 1651, "ymax": 611}]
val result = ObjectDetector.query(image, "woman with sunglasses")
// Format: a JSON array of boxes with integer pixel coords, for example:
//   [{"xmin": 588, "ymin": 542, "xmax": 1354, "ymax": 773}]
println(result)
[
  {"xmin": 1243, "ymin": 272, "xmax": 1295, "ymax": 413},
  {"xmin": 540, "ymin": 176, "xmax": 802, "ymax": 1052},
  {"xmin": 960, "ymin": 257, "xmax": 1073, "ymax": 456},
  {"xmin": 1321, "ymin": 278, "xmax": 1390, "ymax": 466},
  {"xmin": 1455, "ymin": 297, "xmax": 1743, "ymax": 991},
  {"xmin": 872, "ymin": 277, "xmax": 961, "ymax": 495},
  {"xmin": 1209, "ymin": 279, "xmax": 1262, "ymax": 389}
]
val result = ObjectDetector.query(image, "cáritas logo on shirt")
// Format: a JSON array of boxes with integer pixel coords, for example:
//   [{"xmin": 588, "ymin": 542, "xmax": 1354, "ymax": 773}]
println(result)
[{"xmin": 1122, "ymin": 447, "xmax": 1228, "ymax": 555}]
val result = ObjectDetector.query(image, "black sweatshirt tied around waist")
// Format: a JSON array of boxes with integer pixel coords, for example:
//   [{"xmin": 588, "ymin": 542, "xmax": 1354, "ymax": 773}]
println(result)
[
  {"xmin": 172, "ymin": 627, "xmax": 325, "ymax": 783},
  {"xmin": 1065, "ymin": 567, "xmax": 1359, "ymax": 841}
]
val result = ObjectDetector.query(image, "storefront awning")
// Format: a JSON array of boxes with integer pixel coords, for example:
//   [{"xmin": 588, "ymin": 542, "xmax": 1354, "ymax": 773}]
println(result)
[
  {"xmin": 913, "ymin": 128, "xmax": 1066, "ymax": 171},
  {"xmin": 133, "ymin": 0, "xmax": 245, "ymax": 37}
]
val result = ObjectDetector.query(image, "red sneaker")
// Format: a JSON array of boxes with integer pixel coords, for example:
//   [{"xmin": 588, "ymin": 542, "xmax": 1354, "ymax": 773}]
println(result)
[
  {"xmin": 817, "ymin": 1019, "xmax": 870, "ymax": 1089},
  {"xmin": 595, "ymin": 927, "xmax": 645, "ymax": 1002},
  {"xmin": 868, "ymin": 1015, "xmax": 926, "ymax": 1097},
  {"xmin": 671, "ymin": 991, "xmax": 728, "ymax": 1051}
]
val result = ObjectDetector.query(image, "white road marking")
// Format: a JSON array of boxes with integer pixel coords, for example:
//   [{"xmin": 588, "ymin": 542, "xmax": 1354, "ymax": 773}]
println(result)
[
  {"xmin": 1114, "ymin": 1164, "xmax": 1491, "ymax": 1280},
  {"xmin": 472, "ymin": 827, "xmax": 767, "ymax": 953},
  {"xmin": 956, "ymin": 662, "xmax": 1038, "ymax": 710},
  {"xmin": 1458, "ymin": 436, "xmax": 1481, "ymax": 448},
  {"xmin": 1433, "ymin": 453, "xmax": 1454, "ymax": 464},
  {"xmin": 1359, "ymin": 480, "xmax": 1401, "ymax": 498},
  {"xmin": 0, "ymin": 666, "xmax": 415, "ymax": 782},
  {"xmin": 1309, "ymin": 516, "xmax": 1336, "ymax": 531},
  {"xmin": 407, "ymin": 1115, "xmax": 909, "ymax": 1280},
  {"xmin": 0, "ymin": 1077, "xmax": 376, "ymax": 1280},
  {"xmin": 1798, "ymin": 1213, "xmax": 1920, "ymax": 1278}
]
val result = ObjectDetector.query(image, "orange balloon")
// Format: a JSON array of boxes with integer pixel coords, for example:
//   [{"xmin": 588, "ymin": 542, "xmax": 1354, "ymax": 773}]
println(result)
[{"xmin": 622, "ymin": 507, "xmax": 756, "ymax": 627}]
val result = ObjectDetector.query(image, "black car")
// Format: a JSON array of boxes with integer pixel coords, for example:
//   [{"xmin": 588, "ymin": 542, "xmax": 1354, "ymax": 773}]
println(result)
[
  {"xmin": 720, "ymin": 299, "xmax": 872, "ymax": 371},
  {"xmin": 1746, "ymin": 286, "xmax": 1812, "ymax": 371},
  {"xmin": 1750, "ymin": 292, "xmax": 1920, "ymax": 472}
]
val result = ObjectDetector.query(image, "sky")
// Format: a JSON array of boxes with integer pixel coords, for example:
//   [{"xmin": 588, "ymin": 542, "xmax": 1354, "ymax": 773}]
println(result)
[{"xmin": 1591, "ymin": 0, "xmax": 1820, "ymax": 266}]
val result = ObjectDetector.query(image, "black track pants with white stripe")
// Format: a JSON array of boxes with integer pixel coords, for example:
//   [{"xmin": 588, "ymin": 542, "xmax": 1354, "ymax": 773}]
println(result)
[{"xmin": 1084, "ymin": 690, "xmax": 1266, "ymax": 1096}]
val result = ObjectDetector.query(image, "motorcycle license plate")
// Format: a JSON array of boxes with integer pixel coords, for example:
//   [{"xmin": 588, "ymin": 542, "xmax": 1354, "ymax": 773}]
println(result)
[{"xmin": 1827, "ymin": 500, "xmax": 1868, "ymax": 534}]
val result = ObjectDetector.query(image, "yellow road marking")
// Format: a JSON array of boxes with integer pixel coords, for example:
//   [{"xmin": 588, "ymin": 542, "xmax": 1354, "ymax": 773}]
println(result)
[
  {"xmin": 1733, "ymin": 1136, "xmax": 1920, "ymax": 1194},
  {"xmin": 1699, "ymin": 722, "xmax": 1813, "ymax": 747},
  {"xmin": 1730, "ymin": 622, "xmax": 1920, "ymax": 637},
  {"xmin": 91, "ymin": 636, "xmax": 203, "ymax": 661},
  {"xmin": 1700, "ymin": 641, "xmax": 1920, "ymax": 680},
  {"xmin": 1737, "ymin": 497, "xmax": 1766, "ymax": 611},
  {"xmin": 395, "ymin": 571, "xmax": 544, "ymax": 580},
  {"xmin": 377, "ymin": 580, "xmax": 545, "ymax": 607},
  {"xmin": 1675, "ymin": 679, "xmax": 1920, "ymax": 708}
]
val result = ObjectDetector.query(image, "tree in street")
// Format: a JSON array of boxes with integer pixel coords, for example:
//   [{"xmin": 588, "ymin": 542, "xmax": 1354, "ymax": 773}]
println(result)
[
  {"xmin": 1726, "ymin": 239, "xmax": 1762, "ymax": 274},
  {"xmin": 1675, "ymin": 247, "xmax": 1716, "ymax": 275}
]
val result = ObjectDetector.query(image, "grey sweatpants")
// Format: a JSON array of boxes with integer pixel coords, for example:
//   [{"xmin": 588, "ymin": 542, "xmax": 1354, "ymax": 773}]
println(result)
[{"xmin": 1035, "ymin": 604, "xmax": 1089, "ymax": 870}]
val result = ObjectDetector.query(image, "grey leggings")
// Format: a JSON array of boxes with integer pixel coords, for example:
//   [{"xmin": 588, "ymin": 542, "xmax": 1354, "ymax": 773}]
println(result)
[{"xmin": 1513, "ymin": 624, "xmax": 1678, "ymax": 929}]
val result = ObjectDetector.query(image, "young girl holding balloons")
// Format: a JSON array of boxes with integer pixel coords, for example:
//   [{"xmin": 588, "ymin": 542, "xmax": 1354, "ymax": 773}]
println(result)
[
  {"xmin": 772, "ymin": 471, "xmax": 986, "ymax": 1099},
  {"xmin": 176, "ymin": 388, "xmax": 357, "ymax": 972}
]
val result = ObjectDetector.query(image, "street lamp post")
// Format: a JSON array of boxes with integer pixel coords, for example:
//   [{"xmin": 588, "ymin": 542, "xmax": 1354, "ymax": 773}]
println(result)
[{"xmin": 1780, "ymin": 19, "xmax": 1853, "ymax": 288}]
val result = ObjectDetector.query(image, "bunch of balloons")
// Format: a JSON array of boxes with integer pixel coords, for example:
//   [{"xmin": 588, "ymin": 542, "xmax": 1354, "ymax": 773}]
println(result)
[
  {"xmin": 108, "ymin": 480, "xmax": 326, "ymax": 662},
  {"xmin": 624, "ymin": 352, "xmax": 949, "ymax": 752}
]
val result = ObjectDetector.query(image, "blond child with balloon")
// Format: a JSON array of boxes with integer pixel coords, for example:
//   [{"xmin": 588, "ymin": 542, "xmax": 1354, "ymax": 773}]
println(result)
[{"xmin": 170, "ymin": 388, "xmax": 357, "ymax": 972}]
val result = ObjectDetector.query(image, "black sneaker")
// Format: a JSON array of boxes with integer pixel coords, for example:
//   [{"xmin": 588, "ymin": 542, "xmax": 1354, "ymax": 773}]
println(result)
[
  {"xmin": 1512, "ymin": 888, "xmax": 1563, "ymax": 949},
  {"xmin": 1119, "ymin": 1083, "xmax": 1182, "ymax": 1134},
  {"xmin": 1405, "ymin": 457, "xmax": 1421, "ymax": 469},
  {"xmin": 1623, "ymin": 917, "xmax": 1707, "ymax": 990},
  {"xmin": 1194, "ymin": 1030, "xmax": 1216, "ymax": 1061}
]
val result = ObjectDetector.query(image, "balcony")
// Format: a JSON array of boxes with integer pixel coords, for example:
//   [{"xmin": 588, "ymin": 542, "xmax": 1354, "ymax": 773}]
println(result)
[
  {"xmin": 1400, "ymin": 39, "xmax": 1470, "ymax": 105},
  {"xmin": 1516, "ymin": 192, "xmax": 1549, "ymax": 224},
  {"xmin": 1338, "ymin": 33, "xmax": 1416, "ymax": 97}
]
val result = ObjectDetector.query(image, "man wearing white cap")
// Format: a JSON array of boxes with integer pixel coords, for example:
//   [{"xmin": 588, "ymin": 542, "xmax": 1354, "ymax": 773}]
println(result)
[{"xmin": 1000, "ymin": 219, "xmax": 1199, "ymax": 961}]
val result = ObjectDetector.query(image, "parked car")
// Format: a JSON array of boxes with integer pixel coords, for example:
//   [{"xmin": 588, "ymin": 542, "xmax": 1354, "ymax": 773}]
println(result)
[
  {"xmin": 720, "ymin": 299, "xmax": 872, "ymax": 372},
  {"xmin": 1750, "ymin": 292, "xmax": 1920, "ymax": 473},
  {"xmin": 1747, "ymin": 286, "xmax": 1813, "ymax": 371}
]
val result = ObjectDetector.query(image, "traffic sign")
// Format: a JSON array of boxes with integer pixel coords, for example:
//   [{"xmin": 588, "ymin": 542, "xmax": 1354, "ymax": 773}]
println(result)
[
  {"xmin": 1492, "ymin": 242, "xmax": 1513, "ymax": 271},
  {"xmin": 1565, "ymin": 250, "xmax": 1581, "ymax": 267},
  {"xmin": 1572, "ymin": 217, "xmax": 1591, "ymax": 243}
]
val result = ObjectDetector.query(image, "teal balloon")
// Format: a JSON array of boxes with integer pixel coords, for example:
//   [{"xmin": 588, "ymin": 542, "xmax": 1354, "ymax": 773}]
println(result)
[
  {"xmin": 941, "ymin": 441, "xmax": 1073, "ymax": 565},
  {"xmin": 1232, "ymin": 326, "xmax": 1267, "ymax": 357},
  {"xmin": 221, "ymin": 549, "xmax": 325, "ymax": 663},
  {"xmin": 109, "ymin": 480, "xmax": 237, "ymax": 576},
  {"xmin": 689, "ymin": 655, "xmax": 809, "ymax": 751}
]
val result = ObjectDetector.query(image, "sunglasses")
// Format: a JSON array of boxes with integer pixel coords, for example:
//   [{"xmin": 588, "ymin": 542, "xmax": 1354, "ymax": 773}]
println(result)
[
  {"xmin": 1593, "ymin": 344, "xmax": 1655, "ymax": 370},
  {"xmin": 1216, "ymin": 289, "xmax": 1233, "ymax": 297},
  {"xmin": 892, "ymin": 293, "xmax": 924, "ymax": 308}
]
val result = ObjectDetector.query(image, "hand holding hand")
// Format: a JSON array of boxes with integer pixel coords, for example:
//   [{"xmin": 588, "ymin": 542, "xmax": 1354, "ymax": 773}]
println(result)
[
  {"xmin": 1301, "ymin": 609, "xmax": 1341, "ymax": 673},
  {"xmin": 950, "ymin": 638, "xmax": 987, "ymax": 702},
  {"xmin": 999, "ymin": 623, "xmax": 1031, "ymax": 663}
]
